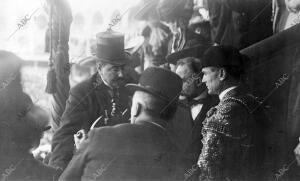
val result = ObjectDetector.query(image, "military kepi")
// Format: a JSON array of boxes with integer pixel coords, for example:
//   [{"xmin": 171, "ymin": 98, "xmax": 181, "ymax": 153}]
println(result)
[
  {"xmin": 126, "ymin": 67, "xmax": 182, "ymax": 102},
  {"xmin": 96, "ymin": 30, "xmax": 128, "ymax": 65}
]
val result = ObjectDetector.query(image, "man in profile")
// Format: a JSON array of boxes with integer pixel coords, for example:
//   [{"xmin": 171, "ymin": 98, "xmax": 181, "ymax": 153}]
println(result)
[
  {"xmin": 198, "ymin": 46, "xmax": 267, "ymax": 180},
  {"xmin": 59, "ymin": 67, "xmax": 186, "ymax": 181}
]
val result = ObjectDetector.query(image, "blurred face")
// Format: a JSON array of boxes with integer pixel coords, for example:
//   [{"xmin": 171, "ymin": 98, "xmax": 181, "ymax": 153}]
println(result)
[
  {"xmin": 98, "ymin": 63, "xmax": 127, "ymax": 89},
  {"xmin": 175, "ymin": 64, "xmax": 199, "ymax": 99},
  {"xmin": 202, "ymin": 67, "xmax": 221, "ymax": 95}
]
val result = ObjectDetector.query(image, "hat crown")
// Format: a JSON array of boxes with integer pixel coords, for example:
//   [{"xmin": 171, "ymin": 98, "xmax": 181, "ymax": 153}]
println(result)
[
  {"xmin": 138, "ymin": 67, "xmax": 182, "ymax": 101},
  {"xmin": 96, "ymin": 30, "xmax": 126, "ymax": 64},
  {"xmin": 202, "ymin": 45, "xmax": 244, "ymax": 68}
]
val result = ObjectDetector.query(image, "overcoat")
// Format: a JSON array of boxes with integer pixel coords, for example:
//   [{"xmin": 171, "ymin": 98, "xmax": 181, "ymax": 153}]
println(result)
[
  {"xmin": 59, "ymin": 117, "xmax": 186, "ymax": 181},
  {"xmin": 50, "ymin": 73, "xmax": 131, "ymax": 169}
]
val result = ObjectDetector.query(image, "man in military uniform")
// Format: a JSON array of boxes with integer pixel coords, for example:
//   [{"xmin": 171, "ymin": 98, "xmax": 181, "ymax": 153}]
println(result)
[
  {"xmin": 197, "ymin": 46, "xmax": 267, "ymax": 180},
  {"xmin": 58, "ymin": 67, "xmax": 186, "ymax": 181},
  {"xmin": 50, "ymin": 30, "xmax": 132, "ymax": 170}
]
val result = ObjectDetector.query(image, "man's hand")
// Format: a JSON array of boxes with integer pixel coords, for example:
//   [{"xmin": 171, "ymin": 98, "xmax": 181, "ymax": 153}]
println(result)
[
  {"xmin": 294, "ymin": 138, "xmax": 300, "ymax": 166},
  {"xmin": 74, "ymin": 129, "xmax": 88, "ymax": 150}
]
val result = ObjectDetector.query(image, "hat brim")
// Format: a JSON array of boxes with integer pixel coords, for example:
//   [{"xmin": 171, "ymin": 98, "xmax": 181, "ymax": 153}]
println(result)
[
  {"xmin": 97, "ymin": 56, "xmax": 130, "ymax": 66},
  {"xmin": 166, "ymin": 44, "xmax": 209, "ymax": 64},
  {"xmin": 126, "ymin": 83, "xmax": 169, "ymax": 102}
]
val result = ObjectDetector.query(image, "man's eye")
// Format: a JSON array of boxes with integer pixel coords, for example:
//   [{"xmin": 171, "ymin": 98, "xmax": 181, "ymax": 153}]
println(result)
[{"xmin": 111, "ymin": 67, "xmax": 118, "ymax": 72}]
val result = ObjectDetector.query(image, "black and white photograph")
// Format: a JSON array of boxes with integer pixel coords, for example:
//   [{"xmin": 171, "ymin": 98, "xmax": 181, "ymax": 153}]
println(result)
[{"xmin": 0, "ymin": 0, "xmax": 300, "ymax": 180}]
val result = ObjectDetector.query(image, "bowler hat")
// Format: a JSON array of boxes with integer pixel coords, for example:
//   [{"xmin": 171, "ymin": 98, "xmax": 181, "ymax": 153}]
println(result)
[
  {"xmin": 166, "ymin": 44, "xmax": 209, "ymax": 64},
  {"xmin": 126, "ymin": 67, "xmax": 182, "ymax": 102},
  {"xmin": 201, "ymin": 45, "xmax": 244, "ymax": 69},
  {"xmin": 96, "ymin": 30, "xmax": 129, "ymax": 65}
]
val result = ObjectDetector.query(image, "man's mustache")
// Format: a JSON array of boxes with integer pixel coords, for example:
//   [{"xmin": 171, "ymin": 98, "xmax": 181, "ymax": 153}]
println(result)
[{"xmin": 113, "ymin": 77, "xmax": 127, "ymax": 84}]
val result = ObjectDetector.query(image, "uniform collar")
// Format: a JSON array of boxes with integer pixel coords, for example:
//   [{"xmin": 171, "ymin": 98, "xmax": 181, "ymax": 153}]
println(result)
[{"xmin": 219, "ymin": 86, "xmax": 238, "ymax": 101}]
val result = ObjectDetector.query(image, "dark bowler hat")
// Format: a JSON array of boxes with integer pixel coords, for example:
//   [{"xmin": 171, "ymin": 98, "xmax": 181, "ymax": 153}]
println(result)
[
  {"xmin": 201, "ymin": 45, "xmax": 244, "ymax": 69},
  {"xmin": 96, "ymin": 30, "xmax": 129, "ymax": 65},
  {"xmin": 126, "ymin": 67, "xmax": 182, "ymax": 102},
  {"xmin": 166, "ymin": 44, "xmax": 209, "ymax": 64}
]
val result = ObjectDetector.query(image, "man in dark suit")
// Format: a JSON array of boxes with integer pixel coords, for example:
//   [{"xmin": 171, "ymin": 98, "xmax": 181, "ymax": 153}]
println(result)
[
  {"xmin": 198, "ymin": 46, "xmax": 267, "ymax": 180},
  {"xmin": 50, "ymin": 30, "xmax": 132, "ymax": 170},
  {"xmin": 165, "ymin": 45, "xmax": 218, "ymax": 167},
  {"xmin": 58, "ymin": 67, "xmax": 186, "ymax": 181},
  {"xmin": 175, "ymin": 57, "xmax": 218, "ymax": 167}
]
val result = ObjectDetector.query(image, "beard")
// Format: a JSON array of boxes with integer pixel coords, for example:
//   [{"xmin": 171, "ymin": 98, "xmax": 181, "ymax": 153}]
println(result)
[
  {"xmin": 181, "ymin": 89, "xmax": 196, "ymax": 100},
  {"xmin": 111, "ymin": 78, "xmax": 127, "ymax": 89},
  {"xmin": 182, "ymin": 83, "xmax": 207, "ymax": 99}
]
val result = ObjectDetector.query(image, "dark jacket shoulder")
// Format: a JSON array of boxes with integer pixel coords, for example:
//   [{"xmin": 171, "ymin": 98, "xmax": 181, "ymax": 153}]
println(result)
[{"xmin": 70, "ymin": 74, "xmax": 97, "ymax": 96}]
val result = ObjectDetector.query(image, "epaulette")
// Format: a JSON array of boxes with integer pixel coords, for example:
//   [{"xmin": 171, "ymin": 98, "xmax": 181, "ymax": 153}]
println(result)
[
  {"xmin": 203, "ymin": 102, "xmax": 247, "ymax": 139},
  {"xmin": 222, "ymin": 94, "xmax": 261, "ymax": 114},
  {"xmin": 203, "ymin": 118, "xmax": 246, "ymax": 139}
]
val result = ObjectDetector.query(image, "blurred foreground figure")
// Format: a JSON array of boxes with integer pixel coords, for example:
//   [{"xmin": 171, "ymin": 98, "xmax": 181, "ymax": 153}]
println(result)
[
  {"xmin": 0, "ymin": 50, "xmax": 60, "ymax": 181},
  {"xmin": 198, "ymin": 46, "xmax": 268, "ymax": 180},
  {"xmin": 59, "ymin": 67, "xmax": 186, "ymax": 181}
]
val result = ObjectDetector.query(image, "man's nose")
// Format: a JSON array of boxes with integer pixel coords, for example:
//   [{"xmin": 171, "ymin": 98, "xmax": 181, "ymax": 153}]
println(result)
[{"xmin": 202, "ymin": 75, "xmax": 206, "ymax": 83}]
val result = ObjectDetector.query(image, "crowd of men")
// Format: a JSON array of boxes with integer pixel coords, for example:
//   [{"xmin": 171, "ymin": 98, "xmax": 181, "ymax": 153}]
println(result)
[
  {"xmin": 1, "ymin": 0, "xmax": 300, "ymax": 181},
  {"xmin": 0, "ymin": 29, "xmax": 298, "ymax": 181}
]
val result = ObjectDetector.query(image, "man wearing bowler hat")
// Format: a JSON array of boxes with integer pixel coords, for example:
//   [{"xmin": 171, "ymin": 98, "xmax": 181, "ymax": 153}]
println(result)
[
  {"xmin": 197, "ymin": 46, "xmax": 268, "ymax": 180},
  {"xmin": 165, "ymin": 45, "xmax": 219, "ymax": 169},
  {"xmin": 50, "ymin": 30, "xmax": 132, "ymax": 170},
  {"xmin": 58, "ymin": 67, "xmax": 186, "ymax": 181}
]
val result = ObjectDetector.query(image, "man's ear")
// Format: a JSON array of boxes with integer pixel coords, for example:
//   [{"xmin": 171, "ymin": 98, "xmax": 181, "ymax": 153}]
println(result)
[
  {"xmin": 219, "ymin": 68, "xmax": 227, "ymax": 81},
  {"xmin": 97, "ymin": 63, "xmax": 104, "ymax": 77},
  {"xmin": 132, "ymin": 102, "xmax": 142, "ymax": 117},
  {"xmin": 96, "ymin": 63, "xmax": 101, "ymax": 71}
]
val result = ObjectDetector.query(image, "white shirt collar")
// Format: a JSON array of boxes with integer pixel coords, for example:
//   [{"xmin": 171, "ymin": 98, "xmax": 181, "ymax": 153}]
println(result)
[
  {"xmin": 219, "ymin": 86, "xmax": 237, "ymax": 101},
  {"xmin": 191, "ymin": 104, "xmax": 203, "ymax": 120}
]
